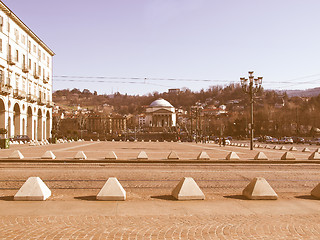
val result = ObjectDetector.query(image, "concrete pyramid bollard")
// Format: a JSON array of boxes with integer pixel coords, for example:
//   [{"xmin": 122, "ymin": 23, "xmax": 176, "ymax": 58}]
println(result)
[
  {"xmin": 105, "ymin": 151, "xmax": 117, "ymax": 160},
  {"xmin": 311, "ymin": 183, "xmax": 320, "ymax": 198},
  {"xmin": 137, "ymin": 151, "xmax": 148, "ymax": 160},
  {"xmin": 254, "ymin": 152, "xmax": 268, "ymax": 160},
  {"xmin": 242, "ymin": 177, "xmax": 278, "ymax": 200},
  {"xmin": 302, "ymin": 148, "xmax": 311, "ymax": 152},
  {"xmin": 289, "ymin": 146, "xmax": 297, "ymax": 151},
  {"xmin": 264, "ymin": 145, "xmax": 271, "ymax": 149},
  {"xmin": 254, "ymin": 144, "xmax": 259, "ymax": 148},
  {"xmin": 74, "ymin": 151, "xmax": 87, "ymax": 160},
  {"xmin": 9, "ymin": 150, "xmax": 24, "ymax": 159},
  {"xmin": 96, "ymin": 177, "xmax": 126, "ymax": 201},
  {"xmin": 29, "ymin": 142, "xmax": 36, "ymax": 146},
  {"xmin": 281, "ymin": 152, "xmax": 296, "ymax": 160},
  {"xmin": 197, "ymin": 151, "xmax": 210, "ymax": 160},
  {"xmin": 14, "ymin": 177, "xmax": 51, "ymax": 201},
  {"xmin": 226, "ymin": 151, "xmax": 240, "ymax": 160},
  {"xmin": 171, "ymin": 177, "xmax": 205, "ymax": 200},
  {"xmin": 41, "ymin": 151, "xmax": 56, "ymax": 160},
  {"xmin": 315, "ymin": 148, "xmax": 320, "ymax": 153},
  {"xmin": 308, "ymin": 152, "xmax": 320, "ymax": 160},
  {"xmin": 273, "ymin": 146, "xmax": 280, "ymax": 150},
  {"xmin": 167, "ymin": 151, "xmax": 179, "ymax": 160},
  {"xmin": 280, "ymin": 146, "xmax": 287, "ymax": 150}
]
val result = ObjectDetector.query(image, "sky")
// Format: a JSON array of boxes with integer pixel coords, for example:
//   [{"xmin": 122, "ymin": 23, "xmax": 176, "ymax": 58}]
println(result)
[{"xmin": 4, "ymin": 0, "xmax": 320, "ymax": 95}]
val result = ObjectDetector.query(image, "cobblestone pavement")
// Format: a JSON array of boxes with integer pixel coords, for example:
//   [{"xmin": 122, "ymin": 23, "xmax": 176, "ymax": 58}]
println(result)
[
  {"xmin": 1, "ymin": 142, "xmax": 320, "ymax": 239},
  {"xmin": 1, "ymin": 214, "xmax": 320, "ymax": 239}
]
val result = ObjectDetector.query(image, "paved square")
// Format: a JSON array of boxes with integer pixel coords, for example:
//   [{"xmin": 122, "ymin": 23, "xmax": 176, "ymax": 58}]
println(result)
[{"xmin": 1, "ymin": 141, "xmax": 320, "ymax": 239}]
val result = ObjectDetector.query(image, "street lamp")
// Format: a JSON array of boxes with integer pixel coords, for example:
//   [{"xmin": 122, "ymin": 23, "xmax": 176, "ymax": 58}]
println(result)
[{"xmin": 240, "ymin": 71, "xmax": 263, "ymax": 150}]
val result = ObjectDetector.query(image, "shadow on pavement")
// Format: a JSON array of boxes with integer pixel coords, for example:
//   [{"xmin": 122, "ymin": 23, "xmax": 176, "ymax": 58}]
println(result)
[
  {"xmin": 295, "ymin": 195, "xmax": 320, "ymax": 201},
  {"xmin": 0, "ymin": 196, "xmax": 14, "ymax": 201},
  {"xmin": 223, "ymin": 195, "xmax": 247, "ymax": 200},
  {"xmin": 74, "ymin": 195, "xmax": 97, "ymax": 201},
  {"xmin": 151, "ymin": 195, "xmax": 176, "ymax": 201}
]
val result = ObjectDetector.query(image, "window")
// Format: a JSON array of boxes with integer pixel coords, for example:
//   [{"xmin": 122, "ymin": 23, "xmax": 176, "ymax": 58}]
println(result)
[
  {"xmin": 14, "ymin": 29, "xmax": 19, "ymax": 42},
  {"xmin": 0, "ymin": 16, "xmax": 3, "ymax": 32},
  {"xmin": 28, "ymin": 41, "xmax": 31, "ymax": 53},
  {"xmin": 47, "ymin": 56, "xmax": 49, "ymax": 67},
  {"xmin": 38, "ymin": 66, "xmax": 41, "ymax": 76},
  {"xmin": 0, "ymin": 38, "xmax": 2, "ymax": 52},
  {"xmin": 7, "ymin": 22, "xmax": 10, "ymax": 32},
  {"xmin": 21, "ymin": 35, "xmax": 26, "ymax": 45},
  {"xmin": 38, "ymin": 49, "xmax": 41, "ymax": 59},
  {"xmin": 15, "ymin": 49, "xmax": 18, "ymax": 62},
  {"xmin": 33, "ymin": 44, "xmax": 36, "ymax": 53},
  {"xmin": 28, "ymin": 59, "xmax": 31, "ymax": 70},
  {"xmin": 15, "ymin": 74, "xmax": 19, "ymax": 89},
  {"xmin": 22, "ymin": 77, "xmax": 26, "ymax": 91}
]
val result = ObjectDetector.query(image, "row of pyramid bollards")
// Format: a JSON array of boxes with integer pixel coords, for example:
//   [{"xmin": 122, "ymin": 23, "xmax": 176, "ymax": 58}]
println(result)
[
  {"xmin": 7, "ymin": 149, "xmax": 320, "ymax": 161},
  {"xmin": 12, "ymin": 176, "xmax": 320, "ymax": 201}
]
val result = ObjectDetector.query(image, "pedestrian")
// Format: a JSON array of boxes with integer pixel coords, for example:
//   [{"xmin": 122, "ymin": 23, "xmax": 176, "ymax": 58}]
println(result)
[{"xmin": 222, "ymin": 137, "xmax": 226, "ymax": 147}]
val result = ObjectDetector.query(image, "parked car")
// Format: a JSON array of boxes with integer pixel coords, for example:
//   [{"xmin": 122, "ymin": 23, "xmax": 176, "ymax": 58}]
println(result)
[
  {"xmin": 292, "ymin": 136, "xmax": 305, "ymax": 144},
  {"xmin": 13, "ymin": 135, "xmax": 30, "ymax": 142},
  {"xmin": 265, "ymin": 136, "xmax": 278, "ymax": 144},
  {"xmin": 278, "ymin": 137, "xmax": 294, "ymax": 144},
  {"xmin": 311, "ymin": 138, "xmax": 320, "ymax": 145}
]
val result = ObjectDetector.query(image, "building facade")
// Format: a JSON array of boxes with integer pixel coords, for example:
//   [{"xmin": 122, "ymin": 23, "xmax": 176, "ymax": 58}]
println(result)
[
  {"xmin": 145, "ymin": 98, "xmax": 176, "ymax": 130},
  {"xmin": 0, "ymin": 2, "xmax": 54, "ymax": 140}
]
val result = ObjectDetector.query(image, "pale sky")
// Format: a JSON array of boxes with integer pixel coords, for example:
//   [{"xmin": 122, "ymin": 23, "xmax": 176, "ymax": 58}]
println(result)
[{"xmin": 5, "ymin": 0, "xmax": 320, "ymax": 95}]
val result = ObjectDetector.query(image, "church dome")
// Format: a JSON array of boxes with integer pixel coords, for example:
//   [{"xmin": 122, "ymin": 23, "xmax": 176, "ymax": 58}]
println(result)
[{"xmin": 149, "ymin": 98, "xmax": 174, "ymax": 108}]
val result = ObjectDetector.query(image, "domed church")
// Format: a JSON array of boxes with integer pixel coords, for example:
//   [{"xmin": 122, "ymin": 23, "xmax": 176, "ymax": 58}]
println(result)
[{"xmin": 145, "ymin": 98, "xmax": 176, "ymax": 129}]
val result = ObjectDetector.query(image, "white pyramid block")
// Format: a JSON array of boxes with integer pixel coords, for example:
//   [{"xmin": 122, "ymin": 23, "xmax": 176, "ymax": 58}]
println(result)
[
  {"xmin": 289, "ymin": 146, "xmax": 297, "ymax": 151},
  {"xmin": 273, "ymin": 146, "xmax": 280, "ymax": 150},
  {"xmin": 171, "ymin": 177, "xmax": 205, "ymax": 200},
  {"xmin": 41, "ymin": 151, "xmax": 56, "ymax": 160},
  {"xmin": 226, "ymin": 151, "xmax": 240, "ymax": 160},
  {"xmin": 9, "ymin": 150, "xmax": 24, "ymax": 159},
  {"xmin": 137, "ymin": 151, "xmax": 148, "ymax": 160},
  {"xmin": 279, "ymin": 146, "xmax": 286, "ymax": 150},
  {"xmin": 167, "ymin": 151, "xmax": 179, "ymax": 160},
  {"xmin": 97, "ymin": 139, "xmax": 100, "ymax": 142},
  {"xmin": 96, "ymin": 177, "xmax": 126, "ymax": 201},
  {"xmin": 14, "ymin": 177, "xmax": 51, "ymax": 201},
  {"xmin": 74, "ymin": 151, "xmax": 87, "ymax": 160},
  {"xmin": 308, "ymin": 152, "xmax": 320, "ymax": 160},
  {"xmin": 281, "ymin": 152, "xmax": 296, "ymax": 160},
  {"xmin": 29, "ymin": 142, "xmax": 36, "ymax": 146},
  {"xmin": 311, "ymin": 183, "xmax": 320, "ymax": 198},
  {"xmin": 315, "ymin": 148, "xmax": 320, "ymax": 153},
  {"xmin": 254, "ymin": 152, "xmax": 268, "ymax": 160},
  {"xmin": 302, "ymin": 148, "xmax": 311, "ymax": 152},
  {"xmin": 105, "ymin": 151, "xmax": 117, "ymax": 160},
  {"xmin": 197, "ymin": 151, "xmax": 210, "ymax": 160},
  {"xmin": 265, "ymin": 145, "xmax": 271, "ymax": 149},
  {"xmin": 242, "ymin": 177, "xmax": 278, "ymax": 200}
]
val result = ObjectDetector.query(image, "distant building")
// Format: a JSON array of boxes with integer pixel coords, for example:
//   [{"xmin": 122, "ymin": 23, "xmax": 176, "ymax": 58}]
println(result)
[
  {"xmin": 145, "ymin": 98, "xmax": 176, "ymax": 129},
  {"xmin": 168, "ymin": 88, "xmax": 180, "ymax": 94}
]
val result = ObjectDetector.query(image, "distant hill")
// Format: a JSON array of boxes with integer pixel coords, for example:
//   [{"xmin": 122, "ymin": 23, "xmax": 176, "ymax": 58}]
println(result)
[{"xmin": 281, "ymin": 87, "xmax": 320, "ymax": 97}]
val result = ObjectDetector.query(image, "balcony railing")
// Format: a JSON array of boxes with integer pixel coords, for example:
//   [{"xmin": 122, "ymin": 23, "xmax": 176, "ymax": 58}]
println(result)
[
  {"xmin": 46, "ymin": 101, "xmax": 54, "ymax": 108},
  {"xmin": 27, "ymin": 93, "xmax": 37, "ymax": 103},
  {"xmin": 0, "ymin": 84, "xmax": 11, "ymax": 95},
  {"xmin": 33, "ymin": 71, "xmax": 39, "ymax": 79},
  {"xmin": 13, "ymin": 89, "xmax": 26, "ymax": 99},
  {"xmin": 7, "ymin": 55, "xmax": 15, "ymax": 65},
  {"xmin": 43, "ymin": 76, "xmax": 49, "ymax": 84},
  {"xmin": 22, "ymin": 63, "xmax": 29, "ymax": 73},
  {"xmin": 38, "ymin": 96, "xmax": 46, "ymax": 105}
]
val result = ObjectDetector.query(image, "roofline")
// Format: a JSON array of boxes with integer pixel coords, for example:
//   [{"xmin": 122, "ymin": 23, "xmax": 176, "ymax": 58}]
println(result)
[{"xmin": 0, "ymin": 1, "xmax": 55, "ymax": 56}]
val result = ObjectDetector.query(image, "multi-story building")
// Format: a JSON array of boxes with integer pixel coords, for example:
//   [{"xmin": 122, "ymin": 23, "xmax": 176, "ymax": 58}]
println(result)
[{"xmin": 0, "ymin": 2, "xmax": 54, "ymax": 140}]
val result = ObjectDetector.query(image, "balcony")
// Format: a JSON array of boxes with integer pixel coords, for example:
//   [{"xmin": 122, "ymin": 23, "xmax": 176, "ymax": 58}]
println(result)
[
  {"xmin": 46, "ymin": 101, "xmax": 54, "ymax": 108},
  {"xmin": 7, "ymin": 55, "xmax": 15, "ymax": 65},
  {"xmin": 0, "ymin": 84, "xmax": 11, "ymax": 95},
  {"xmin": 43, "ymin": 76, "xmax": 49, "ymax": 84},
  {"xmin": 13, "ymin": 89, "xmax": 26, "ymax": 99},
  {"xmin": 38, "ymin": 96, "xmax": 46, "ymax": 105},
  {"xmin": 27, "ymin": 94, "xmax": 37, "ymax": 103},
  {"xmin": 33, "ymin": 71, "xmax": 39, "ymax": 79},
  {"xmin": 22, "ymin": 64, "xmax": 29, "ymax": 73}
]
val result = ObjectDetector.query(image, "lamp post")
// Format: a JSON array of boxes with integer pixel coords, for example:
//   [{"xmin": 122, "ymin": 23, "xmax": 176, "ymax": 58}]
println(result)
[{"xmin": 240, "ymin": 71, "xmax": 262, "ymax": 150}]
